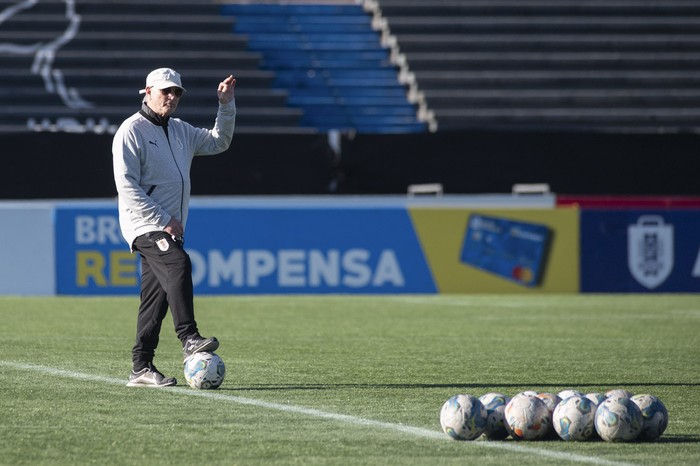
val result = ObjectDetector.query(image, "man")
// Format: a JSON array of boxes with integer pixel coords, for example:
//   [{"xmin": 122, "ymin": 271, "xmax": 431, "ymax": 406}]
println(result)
[{"xmin": 112, "ymin": 68, "xmax": 236, "ymax": 387}]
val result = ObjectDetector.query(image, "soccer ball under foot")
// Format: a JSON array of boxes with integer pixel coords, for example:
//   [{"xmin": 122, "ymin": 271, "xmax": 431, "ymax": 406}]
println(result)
[{"xmin": 183, "ymin": 352, "xmax": 226, "ymax": 389}]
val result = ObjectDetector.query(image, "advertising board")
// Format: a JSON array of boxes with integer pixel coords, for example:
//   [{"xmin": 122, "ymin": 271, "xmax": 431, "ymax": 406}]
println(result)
[
  {"xmin": 409, "ymin": 208, "xmax": 579, "ymax": 293},
  {"xmin": 0, "ymin": 204, "xmax": 55, "ymax": 295},
  {"xmin": 581, "ymin": 210, "xmax": 700, "ymax": 292},
  {"xmin": 52, "ymin": 199, "xmax": 579, "ymax": 295},
  {"xmin": 55, "ymin": 205, "xmax": 436, "ymax": 294}
]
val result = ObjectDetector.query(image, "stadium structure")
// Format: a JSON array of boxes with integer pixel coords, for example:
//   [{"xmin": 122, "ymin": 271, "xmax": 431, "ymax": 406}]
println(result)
[{"xmin": 0, "ymin": 0, "xmax": 698, "ymax": 197}]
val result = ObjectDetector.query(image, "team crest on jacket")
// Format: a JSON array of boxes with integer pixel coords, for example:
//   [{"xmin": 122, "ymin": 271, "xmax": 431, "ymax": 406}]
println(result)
[
  {"xmin": 156, "ymin": 237, "xmax": 170, "ymax": 252},
  {"xmin": 627, "ymin": 216, "xmax": 673, "ymax": 289}
]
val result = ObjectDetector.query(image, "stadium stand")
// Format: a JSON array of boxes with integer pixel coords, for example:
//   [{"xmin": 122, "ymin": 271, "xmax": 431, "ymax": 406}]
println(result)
[
  {"xmin": 0, "ymin": 0, "xmax": 305, "ymax": 134},
  {"xmin": 0, "ymin": 0, "xmax": 429, "ymax": 135},
  {"xmin": 1, "ymin": 0, "xmax": 699, "ymax": 135},
  {"xmin": 378, "ymin": 0, "xmax": 700, "ymax": 133}
]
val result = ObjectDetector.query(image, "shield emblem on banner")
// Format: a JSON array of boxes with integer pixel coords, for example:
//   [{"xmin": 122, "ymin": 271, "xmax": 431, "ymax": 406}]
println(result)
[{"xmin": 627, "ymin": 216, "xmax": 674, "ymax": 289}]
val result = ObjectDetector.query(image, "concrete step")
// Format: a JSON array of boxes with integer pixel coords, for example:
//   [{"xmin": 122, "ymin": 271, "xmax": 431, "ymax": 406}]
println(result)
[
  {"xmin": 423, "ymin": 89, "xmax": 700, "ymax": 109},
  {"xmin": 404, "ymin": 52, "xmax": 700, "ymax": 71},
  {"xmin": 395, "ymin": 34, "xmax": 700, "ymax": 53}
]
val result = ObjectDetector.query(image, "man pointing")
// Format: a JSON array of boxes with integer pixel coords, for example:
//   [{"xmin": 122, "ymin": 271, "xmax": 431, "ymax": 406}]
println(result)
[{"xmin": 112, "ymin": 68, "xmax": 236, "ymax": 387}]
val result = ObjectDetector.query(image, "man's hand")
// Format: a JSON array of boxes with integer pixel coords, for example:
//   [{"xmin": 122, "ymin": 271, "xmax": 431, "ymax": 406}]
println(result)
[
  {"xmin": 218, "ymin": 75, "xmax": 236, "ymax": 104},
  {"xmin": 164, "ymin": 217, "xmax": 184, "ymax": 238}
]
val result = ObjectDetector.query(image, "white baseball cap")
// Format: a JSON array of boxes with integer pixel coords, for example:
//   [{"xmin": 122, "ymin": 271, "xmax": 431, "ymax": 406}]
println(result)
[{"xmin": 139, "ymin": 68, "xmax": 186, "ymax": 94}]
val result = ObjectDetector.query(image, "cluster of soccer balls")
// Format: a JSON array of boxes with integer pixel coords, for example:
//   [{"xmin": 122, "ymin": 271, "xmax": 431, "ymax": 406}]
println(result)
[
  {"xmin": 440, "ymin": 389, "xmax": 668, "ymax": 442},
  {"xmin": 183, "ymin": 352, "xmax": 226, "ymax": 389}
]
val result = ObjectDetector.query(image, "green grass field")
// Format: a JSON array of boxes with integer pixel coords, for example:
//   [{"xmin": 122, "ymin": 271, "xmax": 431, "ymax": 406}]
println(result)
[{"xmin": 0, "ymin": 294, "xmax": 698, "ymax": 465}]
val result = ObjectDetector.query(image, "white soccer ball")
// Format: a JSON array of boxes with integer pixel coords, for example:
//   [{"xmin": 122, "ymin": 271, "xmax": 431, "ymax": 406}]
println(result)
[
  {"xmin": 536, "ymin": 392, "xmax": 561, "ymax": 439},
  {"xmin": 605, "ymin": 389, "xmax": 634, "ymax": 400},
  {"xmin": 504, "ymin": 394, "xmax": 551, "ymax": 440},
  {"xmin": 584, "ymin": 393, "xmax": 607, "ymax": 439},
  {"xmin": 536, "ymin": 392, "xmax": 561, "ymax": 412},
  {"xmin": 557, "ymin": 389, "xmax": 584, "ymax": 401},
  {"xmin": 479, "ymin": 392, "xmax": 511, "ymax": 440},
  {"xmin": 631, "ymin": 394, "xmax": 668, "ymax": 441},
  {"xmin": 553, "ymin": 395, "xmax": 597, "ymax": 441},
  {"xmin": 595, "ymin": 397, "xmax": 643, "ymax": 442},
  {"xmin": 585, "ymin": 392, "xmax": 607, "ymax": 406},
  {"xmin": 439, "ymin": 394, "xmax": 488, "ymax": 440},
  {"xmin": 183, "ymin": 352, "xmax": 226, "ymax": 389}
]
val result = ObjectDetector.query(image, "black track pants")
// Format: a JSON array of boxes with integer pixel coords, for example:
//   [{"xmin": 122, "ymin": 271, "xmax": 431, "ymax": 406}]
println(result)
[{"xmin": 131, "ymin": 231, "xmax": 198, "ymax": 368}]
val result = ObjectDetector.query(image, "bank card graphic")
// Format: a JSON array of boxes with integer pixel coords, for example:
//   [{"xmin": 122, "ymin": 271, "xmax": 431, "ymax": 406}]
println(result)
[{"xmin": 460, "ymin": 214, "xmax": 552, "ymax": 287}]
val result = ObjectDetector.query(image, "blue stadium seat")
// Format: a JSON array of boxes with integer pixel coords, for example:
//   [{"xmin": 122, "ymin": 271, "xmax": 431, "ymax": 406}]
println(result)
[
  {"xmin": 262, "ymin": 58, "xmax": 389, "ymax": 70},
  {"xmin": 221, "ymin": 4, "xmax": 363, "ymax": 16},
  {"xmin": 262, "ymin": 50, "xmax": 390, "ymax": 62},
  {"xmin": 234, "ymin": 22, "xmax": 376, "ymax": 34},
  {"xmin": 220, "ymin": 3, "xmax": 424, "ymax": 134}
]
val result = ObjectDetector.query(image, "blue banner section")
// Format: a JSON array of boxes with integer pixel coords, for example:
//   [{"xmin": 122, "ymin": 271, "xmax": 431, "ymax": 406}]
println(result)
[
  {"xmin": 581, "ymin": 210, "xmax": 700, "ymax": 292},
  {"xmin": 55, "ymin": 206, "xmax": 436, "ymax": 295},
  {"xmin": 56, "ymin": 207, "xmax": 136, "ymax": 295}
]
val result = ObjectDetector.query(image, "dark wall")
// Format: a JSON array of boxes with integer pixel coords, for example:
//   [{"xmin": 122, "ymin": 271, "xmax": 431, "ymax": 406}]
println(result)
[
  {"xmin": 1, "ymin": 133, "xmax": 115, "ymax": 199},
  {"xmin": 1, "ymin": 130, "xmax": 698, "ymax": 199},
  {"xmin": 337, "ymin": 130, "xmax": 700, "ymax": 196},
  {"xmin": 0, "ymin": 132, "xmax": 336, "ymax": 199},
  {"xmin": 191, "ymin": 133, "xmax": 336, "ymax": 195}
]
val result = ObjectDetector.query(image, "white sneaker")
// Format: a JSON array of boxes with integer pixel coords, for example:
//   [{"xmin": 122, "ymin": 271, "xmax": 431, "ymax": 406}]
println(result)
[{"xmin": 126, "ymin": 364, "xmax": 177, "ymax": 387}]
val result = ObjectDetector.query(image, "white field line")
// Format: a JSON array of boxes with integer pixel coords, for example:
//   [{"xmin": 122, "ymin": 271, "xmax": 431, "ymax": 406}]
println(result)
[{"xmin": 1, "ymin": 360, "xmax": 638, "ymax": 466}]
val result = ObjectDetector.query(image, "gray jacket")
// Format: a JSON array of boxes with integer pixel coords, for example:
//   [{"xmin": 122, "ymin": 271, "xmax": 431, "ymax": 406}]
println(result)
[{"xmin": 112, "ymin": 99, "xmax": 236, "ymax": 249}]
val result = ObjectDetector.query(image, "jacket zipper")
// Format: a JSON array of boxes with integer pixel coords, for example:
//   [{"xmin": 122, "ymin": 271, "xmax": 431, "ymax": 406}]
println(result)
[{"xmin": 164, "ymin": 128, "xmax": 185, "ymax": 221}]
